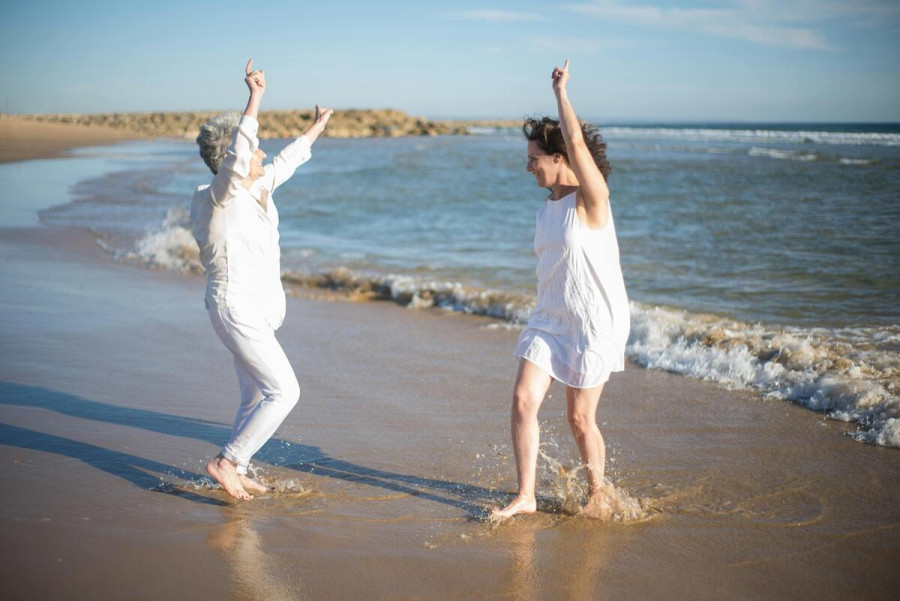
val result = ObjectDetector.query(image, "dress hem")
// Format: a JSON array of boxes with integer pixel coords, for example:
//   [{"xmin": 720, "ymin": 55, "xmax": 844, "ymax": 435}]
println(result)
[{"xmin": 512, "ymin": 352, "xmax": 620, "ymax": 389}]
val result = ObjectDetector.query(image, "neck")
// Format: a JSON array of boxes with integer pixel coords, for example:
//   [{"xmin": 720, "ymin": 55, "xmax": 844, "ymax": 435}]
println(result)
[
  {"xmin": 550, "ymin": 183, "xmax": 579, "ymax": 200},
  {"xmin": 550, "ymin": 169, "xmax": 579, "ymax": 200}
]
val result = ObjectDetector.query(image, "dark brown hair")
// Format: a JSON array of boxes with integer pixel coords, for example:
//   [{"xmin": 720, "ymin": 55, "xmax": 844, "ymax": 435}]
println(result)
[{"xmin": 522, "ymin": 116, "xmax": 611, "ymax": 180}]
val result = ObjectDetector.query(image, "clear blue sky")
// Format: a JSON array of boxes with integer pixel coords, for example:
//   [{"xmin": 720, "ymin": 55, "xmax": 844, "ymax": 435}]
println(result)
[{"xmin": 2, "ymin": 0, "xmax": 898, "ymax": 121}]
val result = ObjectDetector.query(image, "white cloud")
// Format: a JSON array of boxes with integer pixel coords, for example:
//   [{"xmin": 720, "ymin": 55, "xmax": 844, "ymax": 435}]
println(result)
[
  {"xmin": 562, "ymin": 1, "xmax": 848, "ymax": 50},
  {"xmin": 447, "ymin": 10, "xmax": 543, "ymax": 22}
]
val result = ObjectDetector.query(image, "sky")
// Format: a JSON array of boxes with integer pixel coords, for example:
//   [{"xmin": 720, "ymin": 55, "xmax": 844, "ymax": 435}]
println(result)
[{"xmin": 1, "ymin": 0, "xmax": 898, "ymax": 122}]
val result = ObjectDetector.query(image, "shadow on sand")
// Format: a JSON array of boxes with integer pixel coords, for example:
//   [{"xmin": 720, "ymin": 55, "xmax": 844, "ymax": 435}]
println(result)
[{"xmin": 0, "ymin": 381, "xmax": 497, "ymax": 515}]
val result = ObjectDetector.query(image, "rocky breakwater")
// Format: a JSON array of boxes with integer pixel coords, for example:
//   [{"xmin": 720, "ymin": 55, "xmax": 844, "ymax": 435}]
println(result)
[{"xmin": 20, "ymin": 109, "xmax": 471, "ymax": 139}]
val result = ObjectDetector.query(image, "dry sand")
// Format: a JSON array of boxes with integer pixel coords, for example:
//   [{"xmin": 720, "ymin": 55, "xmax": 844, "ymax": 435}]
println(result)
[{"xmin": 0, "ymin": 114, "xmax": 143, "ymax": 163}]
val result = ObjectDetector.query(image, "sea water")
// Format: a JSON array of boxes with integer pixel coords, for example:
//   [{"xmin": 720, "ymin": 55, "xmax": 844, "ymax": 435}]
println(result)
[{"xmin": 27, "ymin": 123, "xmax": 900, "ymax": 447}]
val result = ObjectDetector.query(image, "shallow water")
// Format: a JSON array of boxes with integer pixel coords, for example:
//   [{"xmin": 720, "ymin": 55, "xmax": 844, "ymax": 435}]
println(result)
[
  {"xmin": 3, "ymin": 124, "xmax": 898, "ymax": 446},
  {"xmin": 1, "ymin": 226, "xmax": 898, "ymax": 601}
]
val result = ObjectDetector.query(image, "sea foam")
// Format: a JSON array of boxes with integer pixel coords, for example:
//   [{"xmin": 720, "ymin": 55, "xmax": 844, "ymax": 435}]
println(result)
[
  {"xmin": 628, "ymin": 304, "xmax": 899, "ymax": 447},
  {"xmin": 748, "ymin": 147, "xmax": 818, "ymax": 161},
  {"xmin": 602, "ymin": 127, "xmax": 900, "ymax": 147},
  {"xmin": 127, "ymin": 211, "xmax": 900, "ymax": 448},
  {"xmin": 124, "ymin": 207, "xmax": 202, "ymax": 273}
]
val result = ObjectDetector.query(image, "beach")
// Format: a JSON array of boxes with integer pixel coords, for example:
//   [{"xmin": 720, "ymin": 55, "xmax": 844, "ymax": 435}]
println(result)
[
  {"xmin": 0, "ymin": 115, "xmax": 143, "ymax": 163},
  {"xmin": 1, "ymin": 126, "xmax": 899, "ymax": 600}
]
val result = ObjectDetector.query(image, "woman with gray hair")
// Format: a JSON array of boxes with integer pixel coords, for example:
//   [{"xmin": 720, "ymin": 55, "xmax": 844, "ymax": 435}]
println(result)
[{"xmin": 191, "ymin": 59, "xmax": 333, "ymax": 500}]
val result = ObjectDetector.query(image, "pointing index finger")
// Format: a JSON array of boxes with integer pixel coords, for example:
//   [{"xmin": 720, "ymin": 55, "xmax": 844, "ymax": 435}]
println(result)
[
  {"xmin": 246, "ymin": 59, "xmax": 253, "ymax": 75},
  {"xmin": 563, "ymin": 59, "xmax": 569, "ymax": 72}
]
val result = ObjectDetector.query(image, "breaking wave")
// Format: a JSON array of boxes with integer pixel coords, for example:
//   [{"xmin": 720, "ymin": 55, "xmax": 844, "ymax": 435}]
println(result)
[
  {"xmin": 124, "ymin": 210, "xmax": 900, "ymax": 448},
  {"xmin": 628, "ymin": 305, "xmax": 899, "ymax": 448},
  {"xmin": 748, "ymin": 147, "xmax": 819, "ymax": 161},
  {"xmin": 601, "ymin": 127, "xmax": 900, "ymax": 147}
]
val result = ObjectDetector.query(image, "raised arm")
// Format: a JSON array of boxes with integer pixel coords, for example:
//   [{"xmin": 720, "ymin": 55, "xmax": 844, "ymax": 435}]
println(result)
[
  {"xmin": 208, "ymin": 60, "xmax": 266, "ymax": 206},
  {"xmin": 241, "ymin": 59, "xmax": 265, "ymax": 120},
  {"xmin": 553, "ymin": 60, "xmax": 611, "ymax": 229},
  {"xmin": 262, "ymin": 104, "xmax": 334, "ymax": 192}
]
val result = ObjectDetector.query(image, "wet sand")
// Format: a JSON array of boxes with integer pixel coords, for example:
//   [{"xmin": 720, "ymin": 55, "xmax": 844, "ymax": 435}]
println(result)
[
  {"xmin": 1, "ymin": 225, "xmax": 898, "ymax": 601},
  {"xmin": 0, "ymin": 115, "xmax": 142, "ymax": 163}
]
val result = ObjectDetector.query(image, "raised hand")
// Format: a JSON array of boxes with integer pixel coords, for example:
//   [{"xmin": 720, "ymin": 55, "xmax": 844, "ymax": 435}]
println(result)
[
  {"xmin": 314, "ymin": 103, "xmax": 334, "ymax": 127},
  {"xmin": 245, "ymin": 59, "xmax": 266, "ymax": 95},
  {"xmin": 302, "ymin": 104, "xmax": 335, "ymax": 144},
  {"xmin": 551, "ymin": 59, "xmax": 570, "ymax": 93}
]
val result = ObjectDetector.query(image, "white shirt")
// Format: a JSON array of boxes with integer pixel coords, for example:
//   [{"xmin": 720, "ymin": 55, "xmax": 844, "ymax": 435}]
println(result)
[{"xmin": 190, "ymin": 115, "xmax": 312, "ymax": 329}]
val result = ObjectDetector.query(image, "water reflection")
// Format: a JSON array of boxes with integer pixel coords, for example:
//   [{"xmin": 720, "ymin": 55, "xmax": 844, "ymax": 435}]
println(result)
[
  {"xmin": 501, "ymin": 519, "xmax": 612, "ymax": 601},
  {"xmin": 207, "ymin": 510, "xmax": 306, "ymax": 601}
]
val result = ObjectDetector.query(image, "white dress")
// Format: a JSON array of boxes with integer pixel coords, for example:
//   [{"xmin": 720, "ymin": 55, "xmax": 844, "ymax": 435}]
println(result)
[{"xmin": 514, "ymin": 192, "xmax": 630, "ymax": 388}]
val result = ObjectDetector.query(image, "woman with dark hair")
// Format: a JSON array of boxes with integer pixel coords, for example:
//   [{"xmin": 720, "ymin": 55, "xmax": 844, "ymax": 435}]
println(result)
[{"xmin": 492, "ymin": 61, "xmax": 630, "ymax": 519}]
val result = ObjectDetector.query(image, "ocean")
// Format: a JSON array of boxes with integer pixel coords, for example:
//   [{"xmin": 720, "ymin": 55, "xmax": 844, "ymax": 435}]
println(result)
[{"xmin": 27, "ymin": 122, "xmax": 900, "ymax": 448}]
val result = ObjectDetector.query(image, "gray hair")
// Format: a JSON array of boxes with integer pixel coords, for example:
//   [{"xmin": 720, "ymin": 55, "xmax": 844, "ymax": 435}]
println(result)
[{"xmin": 196, "ymin": 112, "xmax": 240, "ymax": 174}]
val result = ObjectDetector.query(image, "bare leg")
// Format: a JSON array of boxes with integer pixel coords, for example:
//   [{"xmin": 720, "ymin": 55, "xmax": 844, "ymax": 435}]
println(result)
[
  {"xmin": 491, "ymin": 359, "xmax": 553, "ymax": 519},
  {"xmin": 207, "ymin": 455, "xmax": 253, "ymax": 501},
  {"xmin": 566, "ymin": 384, "xmax": 610, "ymax": 517}
]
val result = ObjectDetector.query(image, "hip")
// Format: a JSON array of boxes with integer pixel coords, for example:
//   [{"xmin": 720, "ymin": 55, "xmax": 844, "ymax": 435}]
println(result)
[{"xmin": 206, "ymin": 289, "xmax": 286, "ymax": 331}]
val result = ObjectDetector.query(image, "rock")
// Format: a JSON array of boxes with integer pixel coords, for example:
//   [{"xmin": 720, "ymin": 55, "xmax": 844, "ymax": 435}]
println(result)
[{"xmin": 20, "ymin": 110, "xmax": 525, "ymax": 139}]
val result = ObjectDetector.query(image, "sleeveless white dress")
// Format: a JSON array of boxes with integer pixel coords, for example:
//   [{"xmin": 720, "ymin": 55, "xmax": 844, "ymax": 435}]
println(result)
[{"xmin": 514, "ymin": 192, "xmax": 630, "ymax": 388}]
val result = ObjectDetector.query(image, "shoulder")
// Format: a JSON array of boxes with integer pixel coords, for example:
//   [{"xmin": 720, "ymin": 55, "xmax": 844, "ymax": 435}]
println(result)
[{"xmin": 192, "ymin": 184, "xmax": 212, "ymax": 205}]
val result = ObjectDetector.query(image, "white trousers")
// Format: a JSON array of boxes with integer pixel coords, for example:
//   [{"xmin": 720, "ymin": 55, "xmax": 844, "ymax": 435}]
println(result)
[{"xmin": 208, "ymin": 303, "xmax": 300, "ymax": 475}]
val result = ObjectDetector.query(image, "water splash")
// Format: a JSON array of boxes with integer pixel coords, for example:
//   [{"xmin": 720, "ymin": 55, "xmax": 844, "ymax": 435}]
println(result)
[
  {"xmin": 537, "ymin": 449, "xmax": 647, "ymax": 522},
  {"xmin": 123, "ymin": 210, "xmax": 900, "ymax": 448}
]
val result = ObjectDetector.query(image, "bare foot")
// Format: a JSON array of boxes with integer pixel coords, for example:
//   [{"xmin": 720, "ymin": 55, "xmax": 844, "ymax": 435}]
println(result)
[
  {"xmin": 582, "ymin": 492, "xmax": 614, "ymax": 520},
  {"xmin": 238, "ymin": 474, "xmax": 273, "ymax": 494},
  {"xmin": 490, "ymin": 495, "xmax": 537, "ymax": 520},
  {"xmin": 207, "ymin": 456, "xmax": 253, "ymax": 501}
]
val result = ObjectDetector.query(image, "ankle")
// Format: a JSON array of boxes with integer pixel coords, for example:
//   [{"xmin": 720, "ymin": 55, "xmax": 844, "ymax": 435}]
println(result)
[{"xmin": 216, "ymin": 454, "xmax": 237, "ymax": 469}]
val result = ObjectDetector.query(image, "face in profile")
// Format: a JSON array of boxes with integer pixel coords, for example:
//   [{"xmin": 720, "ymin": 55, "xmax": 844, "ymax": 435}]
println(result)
[{"xmin": 525, "ymin": 141, "xmax": 561, "ymax": 189}]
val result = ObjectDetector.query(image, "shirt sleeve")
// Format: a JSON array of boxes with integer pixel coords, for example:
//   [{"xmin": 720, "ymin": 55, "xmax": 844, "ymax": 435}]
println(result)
[
  {"xmin": 208, "ymin": 115, "xmax": 260, "ymax": 208},
  {"xmin": 260, "ymin": 135, "xmax": 312, "ymax": 193}
]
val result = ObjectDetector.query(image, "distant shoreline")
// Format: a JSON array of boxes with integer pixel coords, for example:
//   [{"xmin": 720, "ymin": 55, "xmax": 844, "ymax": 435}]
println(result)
[
  {"xmin": 0, "ymin": 114, "xmax": 145, "ymax": 163},
  {"xmin": 6, "ymin": 110, "xmax": 522, "ymax": 145},
  {"xmin": 0, "ymin": 110, "xmax": 521, "ymax": 164},
  {"xmin": 4, "ymin": 111, "xmax": 897, "ymax": 164}
]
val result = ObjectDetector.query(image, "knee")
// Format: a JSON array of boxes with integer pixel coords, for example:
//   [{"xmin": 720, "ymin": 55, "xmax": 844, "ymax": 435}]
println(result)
[
  {"xmin": 512, "ymin": 388, "xmax": 540, "ymax": 422},
  {"xmin": 567, "ymin": 410, "xmax": 595, "ymax": 435},
  {"xmin": 273, "ymin": 376, "xmax": 300, "ymax": 409},
  {"xmin": 285, "ymin": 377, "xmax": 301, "ymax": 408}
]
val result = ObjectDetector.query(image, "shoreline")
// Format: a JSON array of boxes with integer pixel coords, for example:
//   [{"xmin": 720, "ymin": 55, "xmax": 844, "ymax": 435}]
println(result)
[
  {"xmin": 9, "ymin": 110, "xmax": 521, "ymax": 142},
  {"xmin": 0, "ymin": 114, "xmax": 145, "ymax": 163},
  {"xmin": 1, "ymin": 138, "xmax": 898, "ymax": 600},
  {"xmin": 3, "ymin": 222, "xmax": 898, "ymax": 600}
]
